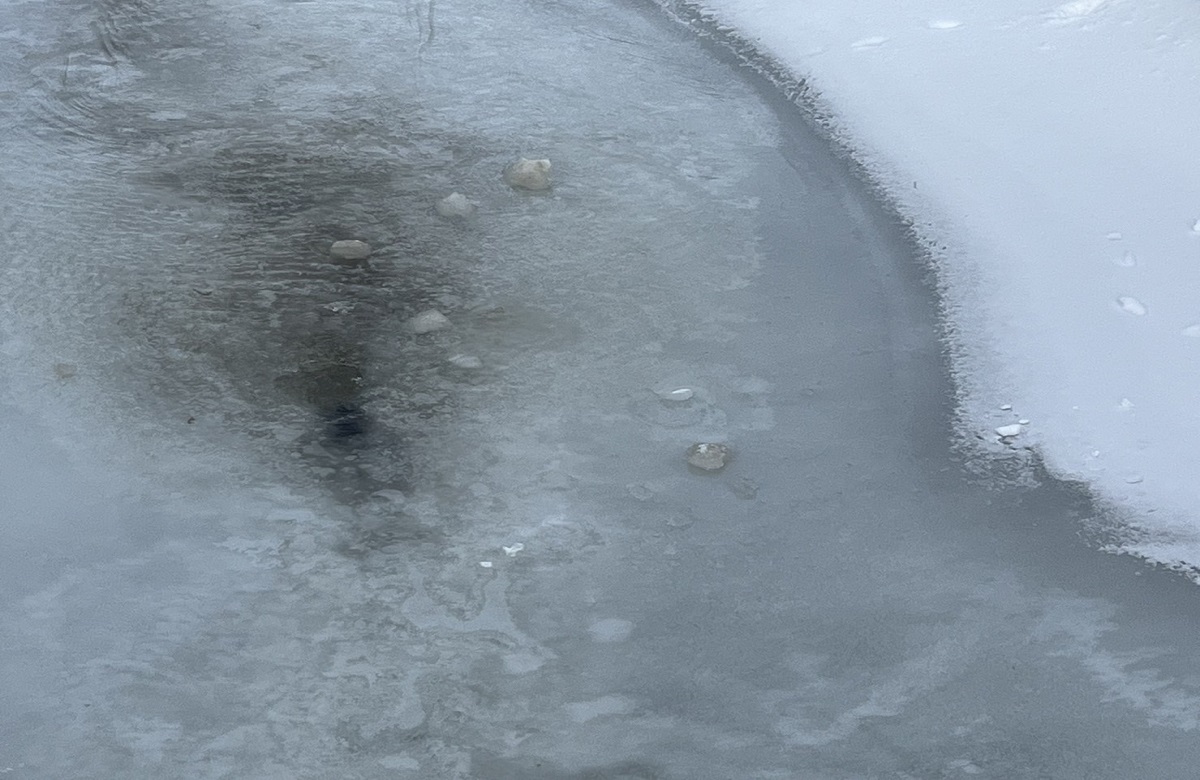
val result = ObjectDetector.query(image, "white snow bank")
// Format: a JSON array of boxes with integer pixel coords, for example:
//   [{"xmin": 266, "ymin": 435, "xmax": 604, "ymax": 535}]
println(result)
[{"xmin": 676, "ymin": 0, "xmax": 1200, "ymax": 566}]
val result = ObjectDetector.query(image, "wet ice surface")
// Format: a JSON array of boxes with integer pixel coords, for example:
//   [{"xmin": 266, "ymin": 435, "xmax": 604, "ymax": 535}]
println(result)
[{"xmin": 5, "ymin": 0, "xmax": 1200, "ymax": 778}]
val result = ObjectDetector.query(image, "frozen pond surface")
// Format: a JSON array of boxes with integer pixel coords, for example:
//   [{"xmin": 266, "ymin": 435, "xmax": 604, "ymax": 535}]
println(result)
[{"xmin": 3, "ymin": 0, "xmax": 1200, "ymax": 777}]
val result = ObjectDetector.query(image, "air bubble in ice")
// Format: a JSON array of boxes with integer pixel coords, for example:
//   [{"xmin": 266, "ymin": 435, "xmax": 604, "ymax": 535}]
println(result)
[
  {"xmin": 408, "ymin": 309, "xmax": 451, "ymax": 334},
  {"xmin": 435, "ymin": 192, "xmax": 476, "ymax": 218},
  {"xmin": 330, "ymin": 239, "xmax": 372, "ymax": 260},
  {"xmin": 686, "ymin": 442, "xmax": 732, "ymax": 471},
  {"xmin": 504, "ymin": 158, "xmax": 552, "ymax": 191},
  {"xmin": 588, "ymin": 618, "xmax": 634, "ymax": 643}
]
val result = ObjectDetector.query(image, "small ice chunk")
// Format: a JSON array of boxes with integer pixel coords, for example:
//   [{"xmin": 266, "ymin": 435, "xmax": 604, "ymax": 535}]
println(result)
[
  {"xmin": 504, "ymin": 158, "xmax": 552, "ymax": 191},
  {"xmin": 659, "ymin": 387, "xmax": 694, "ymax": 402},
  {"xmin": 330, "ymin": 239, "xmax": 372, "ymax": 260},
  {"xmin": 686, "ymin": 442, "xmax": 732, "ymax": 471},
  {"xmin": 1117, "ymin": 398, "xmax": 1134, "ymax": 411},
  {"xmin": 1125, "ymin": 475, "xmax": 1144, "ymax": 484},
  {"xmin": 1018, "ymin": 419, "xmax": 1030, "ymax": 425},
  {"xmin": 1183, "ymin": 324, "xmax": 1200, "ymax": 337},
  {"xmin": 1114, "ymin": 251, "xmax": 1137, "ymax": 268},
  {"xmin": 408, "ymin": 309, "xmax": 450, "ymax": 334},
  {"xmin": 999, "ymin": 404, "xmax": 1012, "ymax": 411},
  {"xmin": 502, "ymin": 543, "xmax": 524, "ymax": 557},
  {"xmin": 1105, "ymin": 232, "xmax": 1123, "ymax": 240},
  {"xmin": 447, "ymin": 353, "xmax": 482, "ymax": 369},
  {"xmin": 1116, "ymin": 296, "xmax": 1147, "ymax": 316},
  {"xmin": 435, "ymin": 192, "xmax": 476, "ymax": 218},
  {"xmin": 927, "ymin": 19, "xmax": 962, "ymax": 29},
  {"xmin": 851, "ymin": 36, "xmax": 889, "ymax": 49},
  {"xmin": 995, "ymin": 424, "xmax": 1022, "ymax": 438},
  {"xmin": 1191, "ymin": 219, "xmax": 1200, "ymax": 234},
  {"xmin": 479, "ymin": 560, "xmax": 493, "ymax": 568}
]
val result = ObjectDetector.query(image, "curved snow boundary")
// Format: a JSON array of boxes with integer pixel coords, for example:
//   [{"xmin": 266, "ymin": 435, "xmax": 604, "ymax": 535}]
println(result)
[{"xmin": 651, "ymin": 0, "xmax": 1200, "ymax": 575}]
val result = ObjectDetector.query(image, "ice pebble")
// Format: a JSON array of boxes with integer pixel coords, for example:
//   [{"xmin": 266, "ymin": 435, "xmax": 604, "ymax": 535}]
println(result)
[
  {"xmin": 435, "ymin": 192, "xmax": 476, "ymax": 218},
  {"xmin": 502, "ymin": 543, "xmax": 524, "ymax": 557},
  {"xmin": 330, "ymin": 239, "xmax": 372, "ymax": 260},
  {"xmin": 1116, "ymin": 296, "xmax": 1147, "ymax": 316},
  {"xmin": 504, "ymin": 158, "xmax": 552, "ymax": 191},
  {"xmin": 996, "ymin": 424, "xmax": 1022, "ymax": 438},
  {"xmin": 408, "ymin": 309, "xmax": 450, "ymax": 334},
  {"xmin": 686, "ymin": 442, "xmax": 732, "ymax": 471}
]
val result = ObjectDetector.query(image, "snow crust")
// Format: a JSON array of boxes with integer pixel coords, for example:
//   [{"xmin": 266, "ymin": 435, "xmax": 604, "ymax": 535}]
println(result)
[{"xmin": 680, "ymin": 0, "xmax": 1200, "ymax": 568}]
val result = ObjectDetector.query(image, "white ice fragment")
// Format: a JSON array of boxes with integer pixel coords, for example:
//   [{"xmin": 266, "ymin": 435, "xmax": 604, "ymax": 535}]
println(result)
[
  {"xmin": 686, "ymin": 442, "xmax": 732, "ymax": 471},
  {"xmin": 435, "ymin": 192, "xmax": 476, "ymax": 218},
  {"xmin": 1116, "ymin": 296, "xmax": 1147, "ymax": 316},
  {"xmin": 1115, "ymin": 251, "xmax": 1137, "ymax": 267},
  {"xmin": 927, "ymin": 19, "xmax": 962, "ymax": 30},
  {"xmin": 408, "ymin": 309, "xmax": 450, "ymax": 334},
  {"xmin": 502, "ymin": 543, "xmax": 525, "ymax": 557},
  {"xmin": 1053, "ymin": 0, "xmax": 1110, "ymax": 19},
  {"xmin": 1105, "ymin": 232, "xmax": 1123, "ymax": 240},
  {"xmin": 999, "ymin": 404, "xmax": 1013, "ymax": 411},
  {"xmin": 851, "ymin": 36, "xmax": 889, "ymax": 49},
  {"xmin": 504, "ymin": 158, "xmax": 552, "ymax": 191},
  {"xmin": 1125, "ymin": 475, "xmax": 1144, "ymax": 484},
  {"xmin": 447, "ymin": 353, "xmax": 482, "ymax": 369},
  {"xmin": 995, "ymin": 424, "xmax": 1022, "ymax": 438},
  {"xmin": 1183, "ymin": 324, "xmax": 1200, "ymax": 337},
  {"xmin": 1191, "ymin": 219, "xmax": 1200, "ymax": 234},
  {"xmin": 479, "ymin": 560, "xmax": 493, "ymax": 568},
  {"xmin": 659, "ymin": 387, "xmax": 694, "ymax": 402},
  {"xmin": 1018, "ymin": 419, "xmax": 1030, "ymax": 425},
  {"xmin": 1117, "ymin": 398, "xmax": 1134, "ymax": 411},
  {"xmin": 330, "ymin": 239, "xmax": 372, "ymax": 260}
]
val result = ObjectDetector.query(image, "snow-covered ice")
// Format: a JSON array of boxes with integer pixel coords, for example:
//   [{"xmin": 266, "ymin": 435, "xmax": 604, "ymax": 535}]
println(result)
[{"xmin": 673, "ymin": 0, "xmax": 1200, "ymax": 570}]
